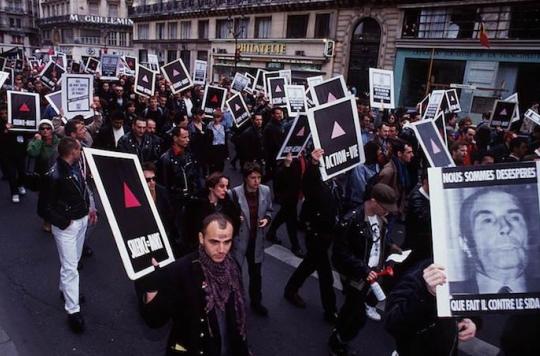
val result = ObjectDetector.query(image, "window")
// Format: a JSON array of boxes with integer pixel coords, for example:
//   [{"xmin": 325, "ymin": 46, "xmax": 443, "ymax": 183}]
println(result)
[
  {"xmin": 197, "ymin": 50, "xmax": 208, "ymax": 61},
  {"xmin": 167, "ymin": 50, "xmax": 177, "ymax": 62},
  {"xmin": 402, "ymin": 9, "xmax": 420, "ymax": 38},
  {"xmin": 287, "ymin": 15, "xmax": 309, "ymax": 38},
  {"xmin": 62, "ymin": 29, "xmax": 74, "ymax": 43},
  {"xmin": 235, "ymin": 18, "xmax": 249, "ymax": 39},
  {"xmin": 12, "ymin": 35, "xmax": 24, "ymax": 44},
  {"xmin": 510, "ymin": 4, "xmax": 540, "ymax": 39},
  {"xmin": 314, "ymin": 13, "xmax": 331, "ymax": 38},
  {"xmin": 88, "ymin": 1, "xmax": 99, "ymax": 16},
  {"xmin": 119, "ymin": 32, "xmax": 127, "ymax": 47},
  {"xmin": 156, "ymin": 22, "xmax": 166, "ymax": 40},
  {"xmin": 168, "ymin": 22, "xmax": 177, "ymax": 40},
  {"xmin": 180, "ymin": 50, "xmax": 190, "ymax": 71},
  {"xmin": 139, "ymin": 49, "xmax": 148, "ymax": 64},
  {"xmin": 42, "ymin": 30, "xmax": 51, "ymax": 40},
  {"xmin": 109, "ymin": 4, "xmax": 118, "ymax": 17},
  {"xmin": 198, "ymin": 20, "xmax": 209, "ymax": 39},
  {"xmin": 138, "ymin": 24, "xmax": 149, "ymax": 40},
  {"xmin": 9, "ymin": 18, "xmax": 21, "ymax": 29},
  {"xmin": 180, "ymin": 21, "xmax": 191, "ymax": 39},
  {"xmin": 255, "ymin": 17, "xmax": 272, "ymax": 39},
  {"xmin": 107, "ymin": 32, "xmax": 118, "ymax": 46},
  {"xmin": 216, "ymin": 19, "xmax": 229, "ymax": 39},
  {"xmin": 80, "ymin": 29, "xmax": 101, "ymax": 45}
]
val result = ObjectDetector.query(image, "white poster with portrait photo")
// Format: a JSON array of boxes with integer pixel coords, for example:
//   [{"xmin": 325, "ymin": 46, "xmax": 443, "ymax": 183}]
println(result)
[
  {"xmin": 230, "ymin": 72, "xmax": 250, "ymax": 94},
  {"xmin": 193, "ymin": 60, "xmax": 207, "ymax": 85},
  {"xmin": 369, "ymin": 68, "xmax": 395, "ymax": 109},
  {"xmin": 429, "ymin": 162, "xmax": 540, "ymax": 317}
]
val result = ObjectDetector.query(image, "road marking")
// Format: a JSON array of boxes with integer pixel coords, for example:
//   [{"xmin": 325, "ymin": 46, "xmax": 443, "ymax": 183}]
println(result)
[{"xmin": 265, "ymin": 244, "xmax": 501, "ymax": 356}]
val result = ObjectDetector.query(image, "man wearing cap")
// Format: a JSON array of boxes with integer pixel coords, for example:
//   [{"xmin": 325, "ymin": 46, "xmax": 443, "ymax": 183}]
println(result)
[{"xmin": 329, "ymin": 183, "xmax": 401, "ymax": 356}]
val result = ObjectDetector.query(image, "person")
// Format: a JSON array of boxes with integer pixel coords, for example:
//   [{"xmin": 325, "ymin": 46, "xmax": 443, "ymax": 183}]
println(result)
[
  {"xmin": 117, "ymin": 117, "xmax": 161, "ymax": 163},
  {"xmin": 26, "ymin": 119, "xmax": 60, "ymax": 232},
  {"xmin": 343, "ymin": 141, "xmax": 381, "ymax": 211},
  {"xmin": 371, "ymin": 122, "xmax": 390, "ymax": 159},
  {"xmin": 385, "ymin": 261, "xmax": 477, "ymax": 356},
  {"xmin": 94, "ymin": 110, "xmax": 129, "ymax": 151},
  {"xmin": 458, "ymin": 126, "xmax": 476, "ymax": 165},
  {"xmin": 501, "ymin": 137, "xmax": 528, "ymax": 162},
  {"xmin": 187, "ymin": 108, "xmax": 210, "ymax": 176},
  {"xmin": 184, "ymin": 172, "xmax": 241, "ymax": 254},
  {"xmin": 284, "ymin": 149, "xmax": 338, "ymax": 323},
  {"xmin": 328, "ymin": 183, "xmax": 400, "ymax": 355},
  {"xmin": 142, "ymin": 96, "xmax": 166, "ymax": 131},
  {"xmin": 450, "ymin": 141, "xmax": 468, "ymax": 166},
  {"xmin": 453, "ymin": 188, "xmax": 540, "ymax": 294},
  {"xmin": 229, "ymin": 162, "xmax": 273, "ymax": 316},
  {"xmin": 137, "ymin": 213, "xmax": 250, "ymax": 356},
  {"xmin": 236, "ymin": 114, "xmax": 265, "ymax": 170},
  {"xmin": 207, "ymin": 109, "xmax": 228, "ymax": 174},
  {"xmin": 43, "ymin": 137, "xmax": 97, "ymax": 333},
  {"xmin": 263, "ymin": 107, "xmax": 285, "ymax": 181}
]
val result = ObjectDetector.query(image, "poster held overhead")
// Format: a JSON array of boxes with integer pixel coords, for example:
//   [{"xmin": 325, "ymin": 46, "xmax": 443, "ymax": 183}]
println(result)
[
  {"xmin": 411, "ymin": 120, "xmax": 455, "ymax": 168},
  {"xmin": 161, "ymin": 59, "xmax": 193, "ymax": 94},
  {"xmin": 193, "ymin": 60, "xmax": 207, "ymax": 85},
  {"xmin": 422, "ymin": 90, "xmax": 446, "ymax": 121},
  {"xmin": 276, "ymin": 114, "xmax": 312, "ymax": 160},
  {"xmin": 7, "ymin": 91, "xmax": 40, "ymax": 132},
  {"xmin": 83, "ymin": 148, "xmax": 175, "ymax": 280},
  {"xmin": 428, "ymin": 162, "xmax": 540, "ymax": 317},
  {"xmin": 525, "ymin": 108, "xmax": 540, "ymax": 126},
  {"xmin": 226, "ymin": 92, "xmax": 250, "ymax": 128},
  {"xmin": 306, "ymin": 75, "xmax": 323, "ymax": 89},
  {"xmin": 268, "ymin": 77, "xmax": 287, "ymax": 107},
  {"xmin": 278, "ymin": 69, "xmax": 292, "ymax": 85},
  {"xmin": 147, "ymin": 54, "xmax": 159, "ymax": 73},
  {"xmin": 311, "ymin": 75, "xmax": 347, "ymax": 107},
  {"xmin": 61, "ymin": 74, "xmax": 94, "ymax": 120},
  {"xmin": 100, "ymin": 55, "xmax": 121, "ymax": 81},
  {"xmin": 285, "ymin": 85, "xmax": 308, "ymax": 116},
  {"xmin": 504, "ymin": 93, "xmax": 520, "ymax": 123},
  {"xmin": 253, "ymin": 68, "xmax": 267, "ymax": 92},
  {"xmin": 307, "ymin": 96, "xmax": 364, "ymax": 180},
  {"xmin": 39, "ymin": 61, "xmax": 65, "ymax": 89},
  {"xmin": 263, "ymin": 71, "xmax": 280, "ymax": 94},
  {"xmin": 124, "ymin": 56, "xmax": 137, "ymax": 71},
  {"xmin": 0, "ymin": 71, "xmax": 9, "ymax": 88},
  {"xmin": 201, "ymin": 85, "xmax": 227, "ymax": 118},
  {"xmin": 45, "ymin": 91, "xmax": 62, "ymax": 115},
  {"xmin": 418, "ymin": 94, "xmax": 430, "ymax": 117},
  {"xmin": 84, "ymin": 57, "xmax": 100, "ymax": 75},
  {"xmin": 244, "ymin": 72, "xmax": 255, "ymax": 93},
  {"xmin": 489, "ymin": 100, "xmax": 517, "ymax": 130},
  {"xmin": 369, "ymin": 68, "xmax": 395, "ymax": 109},
  {"xmin": 230, "ymin": 72, "xmax": 250, "ymax": 94},
  {"xmin": 134, "ymin": 64, "xmax": 156, "ymax": 98},
  {"xmin": 445, "ymin": 89, "xmax": 461, "ymax": 113}
]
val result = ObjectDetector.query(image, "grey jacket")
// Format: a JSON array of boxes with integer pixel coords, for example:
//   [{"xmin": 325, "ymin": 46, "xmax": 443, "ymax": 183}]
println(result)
[{"xmin": 229, "ymin": 184, "xmax": 273, "ymax": 265}]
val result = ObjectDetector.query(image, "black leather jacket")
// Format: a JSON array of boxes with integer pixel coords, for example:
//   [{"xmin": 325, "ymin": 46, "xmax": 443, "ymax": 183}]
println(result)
[
  {"xmin": 158, "ymin": 148, "xmax": 202, "ymax": 205},
  {"xmin": 43, "ymin": 158, "xmax": 90, "ymax": 229},
  {"xmin": 117, "ymin": 132, "xmax": 161, "ymax": 163}
]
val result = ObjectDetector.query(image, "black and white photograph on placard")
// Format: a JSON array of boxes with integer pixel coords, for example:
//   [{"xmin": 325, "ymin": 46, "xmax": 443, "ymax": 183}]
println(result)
[
  {"xmin": 226, "ymin": 92, "xmax": 250, "ymax": 128},
  {"xmin": 201, "ymin": 85, "xmax": 227, "ymax": 118},
  {"xmin": 369, "ymin": 68, "xmax": 395, "ymax": 109},
  {"xmin": 193, "ymin": 60, "xmax": 207, "ymax": 85},
  {"xmin": 40, "ymin": 61, "xmax": 65, "ymax": 89},
  {"xmin": 134, "ymin": 64, "xmax": 156, "ymax": 98},
  {"xmin": 124, "ymin": 56, "xmax": 137, "ymax": 71},
  {"xmin": 100, "ymin": 55, "xmax": 120, "ymax": 81},
  {"xmin": 45, "ymin": 90, "xmax": 62, "ymax": 115},
  {"xmin": 411, "ymin": 120, "xmax": 454, "ymax": 168},
  {"xmin": 279, "ymin": 69, "xmax": 292, "ymax": 85},
  {"xmin": 85, "ymin": 57, "xmax": 99, "ymax": 74},
  {"xmin": 445, "ymin": 89, "xmax": 462, "ymax": 113},
  {"xmin": 268, "ymin": 77, "xmax": 287, "ymax": 107},
  {"xmin": 423, "ymin": 90, "xmax": 446, "ymax": 120},
  {"xmin": 253, "ymin": 68, "xmax": 266, "ymax": 92},
  {"xmin": 428, "ymin": 162, "xmax": 540, "ymax": 317},
  {"xmin": 7, "ymin": 91, "xmax": 40, "ymax": 132},
  {"xmin": 263, "ymin": 71, "xmax": 280, "ymax": 94},
  {"xmin": 244, "ymin": 72, "xmax": 255, "ymax": 93},
  {"xmin": 308, "ymin": 96, "xmax": 364, "ymax": 180},
  {"xmin": 147, "ymin": 54, "xmax": 159, "ymax": 73},
  {"xmin": 285, "ymin": 85, "xmax": 308, "ymax": 116},
  {"xmin": 50, "ymin": 53, "xmax": 67, "ymax": 69},
  {"xmin": 525, "ymin": 108, "xmax": 540, "ymax": 126},
  {"xmin": 83, "ymin": 148, "xmax": 175, "ymax": 280},
  {"xmin": 14, "ymin": 59, "xmax": 23, "ymax": 73},
  {"xmin": 504, "ymin": 93, "xmax": 520, "ymax": 123},
  {"xmin": 311, "ymin": 75, "xmax": 347, "ymax": 107},
  {"xmin": 61, "ymin": 74, "xmax": 94, "ymax": 120},
  {"xmin": 70, "ymin": 61, "xmax": 81, "ymax": 74},
  {"xmin": 276, "ymin": 114, "xmax": 312, "ymax": 160},
  {"xmin": 489, "ymin": 100, "xmax": 517, "ymax": 129},
  {"xmin": 231, "ymin": 72, "xmax": 250, "ymax": 93},
  {"xmin": 161, "ymin": 59, "xmax": 193, "ymax": 94}
]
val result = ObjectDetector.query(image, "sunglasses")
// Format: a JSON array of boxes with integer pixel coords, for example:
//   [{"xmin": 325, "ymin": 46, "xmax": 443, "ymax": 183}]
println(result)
[
  {"xmin": 145, "ymin": 176, "xmax": 157, "ymax": 182},
  {"xmin": 39, "ymin": 126, "xmax": 52, "ymax": 131}
]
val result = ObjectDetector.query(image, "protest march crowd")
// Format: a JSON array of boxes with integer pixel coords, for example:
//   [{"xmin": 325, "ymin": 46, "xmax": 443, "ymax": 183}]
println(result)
[{"xmin": 0, "ymin": 56, "xmax": 539, "ymax": 356}]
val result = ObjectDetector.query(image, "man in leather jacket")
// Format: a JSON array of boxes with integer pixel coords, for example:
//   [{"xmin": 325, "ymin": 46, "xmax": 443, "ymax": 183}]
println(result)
[
  {"xmin": 43, "ymin": 137, "xmax": 96, "ymax": 333},
  {"xmin": 117, "ymin": 117, "xmax": 161, "ymax": 163},
  {"xmin": 329, "ymin": 183, "xmax": 399, "ymax": 355}
]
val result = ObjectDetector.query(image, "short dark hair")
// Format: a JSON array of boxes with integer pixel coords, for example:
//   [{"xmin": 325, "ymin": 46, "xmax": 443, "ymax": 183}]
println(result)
[
  {"xmin": 509, "ymin": 137, "xmax": 528, "ymax": 152},
  {"xmin": 451, "ymin": 141, "xmax": 467, "ymax": 153},
  {"xmin": 242, "ymin": 161, "xmax": 263, "ymax": 178},
  {"xmin": 201, "ymin": 213, "xmax": 233, "ymax": 235},
  {"xmin": 110, "ymin": 110, "xmax": 125, "ymax": 122},
  {"xmin": 205, "ymin": 172, "xmax": 229, "ymax": 190},
  {"xmin": 142, "ymin": 161, "xmax": 156, "ymax": 173},
  {"xmin": 171, "ymin": 125, "xmax": 188, "ymax": 138},
  {"xmin": 390, "ymin": 138, "xmax": 409, "ymax": 155},
  {"xmin": 58, "ymin": 137, "xmax": 80, "ymax": 157},
  {"xmin": 271, "ymin": 107, "xmax": 283, "ymax": 115},
  {"xmin": 133, "ymin": 116, "xmax": 146, "ymax": 126},
  {"xmin": 64, "ymin": 118, "xmax": 84, "ymax": 137}
]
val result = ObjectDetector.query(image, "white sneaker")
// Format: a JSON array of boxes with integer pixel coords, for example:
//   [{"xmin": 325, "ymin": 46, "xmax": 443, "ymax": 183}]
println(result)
[
  {"xmin": 365, "ymin": 304, "xmax": 381, "ymax": 321},
  {"xmin": 391, "ymin": 351, "xmax": 399, "ymax": 356},
  {"xmin": 11, "ymin": 194, "xmax": 20, "ymax": 203},
  {"xmin": 18, "ymin": 186, "xmax": 26, "ymax": 195}
]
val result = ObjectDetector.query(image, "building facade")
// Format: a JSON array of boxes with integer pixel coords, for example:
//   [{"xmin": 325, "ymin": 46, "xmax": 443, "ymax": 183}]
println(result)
[
  {"xmin": 39, "ymin": 0, "xmax": 136, "ymax": 63},
  {"xmin": 0, "ymin": 0, "xmax": 40, "ymax": 56}
]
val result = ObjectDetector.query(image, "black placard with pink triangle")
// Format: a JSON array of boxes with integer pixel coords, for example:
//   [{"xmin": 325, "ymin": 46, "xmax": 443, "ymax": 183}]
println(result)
[
  {"xmin": 7, "ymin": 91, "xmax": 40, "ymax": 131},
  {"xmin": 226, "ymin": 92, "xmax": 250, "ymax": 127},
  {"xmin": 276, "ymin": 114, "xmax": 312, "ymax": 160},
  {"xmin": 489, "ymin": 100, "xmax": 516, "ymax": 130},
  {"xmin": 201, "ymin": 85, "xmax": 227, "ymax": 118},
  {"xmin": 134, "ymin": 64, "xmax": 156, "ymax": 98},
  {"xmin": 411, "ymin": 120, "xmax": 454, "ymax": 168},
  {"xmin": 311, "ymin": 76, "xmax": 347, "ymax": 106},
  {"xmin": 268, "ymin": 77, "xmax": 287, "ymax": 107}
]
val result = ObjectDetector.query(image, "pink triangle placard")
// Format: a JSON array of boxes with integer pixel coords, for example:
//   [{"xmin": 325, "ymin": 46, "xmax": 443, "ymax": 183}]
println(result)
[{"xmin": 331, "ymin": 121, "xmax": 346, "ymax": 139}]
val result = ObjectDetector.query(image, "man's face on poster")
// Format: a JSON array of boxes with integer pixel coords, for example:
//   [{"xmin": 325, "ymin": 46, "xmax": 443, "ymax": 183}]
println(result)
[{"xmin": 468, "ymin": 191, "xmax": 529, "ymax": 280}]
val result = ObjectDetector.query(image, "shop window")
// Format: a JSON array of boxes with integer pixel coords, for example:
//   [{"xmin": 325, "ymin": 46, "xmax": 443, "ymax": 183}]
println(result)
[
  {"xmin": 168, "ymin": 22, "xmax": 177, "ymax": 40},
  {"xmin": 138, "ymin": 24, "xmax": 149, "ymax": 40},
  {"xmin": 314, "ymin": 13, "xmax": 331, "ymax": 38},
  {"xmin": 198, "ymin": 20, "xmax": 209, "ymax": 39},
  {"xmin": 255, "ymin": 17, "xmax": 272, "ymax": 39},
  {"xmin": 180, "ymin": 21, "xmax": 191, "ymax": 39},
  {"xmin": 216, "ymin": 19, "xmax": 229, "ymax": 39},
  {"xmin": 286, "ymin": 15, "xmax": 309, "ymax": 38},
  {"xmin": 510, "ymin": 4, "xmax": 540, "ymax": 39}
]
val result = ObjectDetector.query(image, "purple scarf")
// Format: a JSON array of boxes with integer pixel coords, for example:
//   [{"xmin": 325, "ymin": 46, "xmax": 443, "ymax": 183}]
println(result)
[{"xmin": 198, "ymin": 246, "xmax": 247, "ymax": 337}]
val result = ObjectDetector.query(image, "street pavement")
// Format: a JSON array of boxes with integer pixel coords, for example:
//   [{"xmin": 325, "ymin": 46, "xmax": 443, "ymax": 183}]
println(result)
[{"xmin": 0, "ymin": 161, "xmax": 510, "ymax": 356}]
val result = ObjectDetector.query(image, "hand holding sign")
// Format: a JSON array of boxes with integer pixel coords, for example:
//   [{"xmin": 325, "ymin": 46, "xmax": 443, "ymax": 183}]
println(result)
[{"xmin": 423, "ymin": 263, "xmax": 447, "ymax": 296}]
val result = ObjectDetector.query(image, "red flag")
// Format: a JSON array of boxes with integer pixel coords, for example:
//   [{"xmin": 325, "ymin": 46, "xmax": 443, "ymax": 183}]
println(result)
[{"xmin": 479, "ymin": 22, "xmax": 490, "ymax": 48}]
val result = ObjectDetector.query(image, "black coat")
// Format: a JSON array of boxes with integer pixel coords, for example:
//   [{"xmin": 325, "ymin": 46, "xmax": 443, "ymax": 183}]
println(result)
[
  {"xmin": 404, "ymin": 185, "xmax": 432, "ymax": 266},
  {"xmin": 263, "ymin": 119, "xmax": 284, "ymax": 163},
  {"xmin": 236, "ymin": 125, "xmax": 264, "ymax": 163},
  {"xmin": 94, "ymin": 123, "xmax": 131, "ymax": 151},
  {"xmin": 138, "ymin": 252, "xmax": 250, "ymax": 356},
  {"xmin": 273, "ymin": 159, "xmax": 303, "ymax": 203},
  {"xmin": 117, "ymin": 132, "xmax": 161, "ymax": 163},
  {"xmin": 157, "ymin": 148, "xmax": 202, "ymax": 205},
  {"xmin": 43, "ymin": 158, "xmax": 90, "ymax": 229}
]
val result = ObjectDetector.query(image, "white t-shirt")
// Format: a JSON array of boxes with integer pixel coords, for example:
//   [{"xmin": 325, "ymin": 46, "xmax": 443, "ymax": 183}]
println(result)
[
  {"xmin": 367, "ymin": 215, "xmax": 381, "ymax": 268},
  {"xmin": 113, "ymin": 126, "xmax": 124, "ymax": 147}
]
